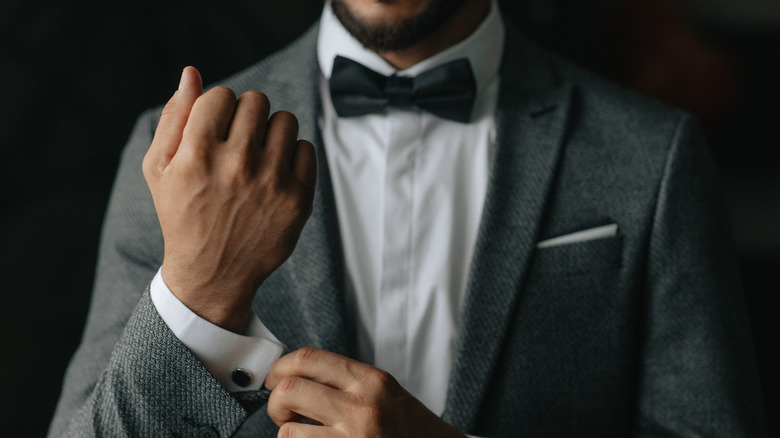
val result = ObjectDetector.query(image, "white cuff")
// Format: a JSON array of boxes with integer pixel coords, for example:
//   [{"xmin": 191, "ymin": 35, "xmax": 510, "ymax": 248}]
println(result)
[{"xmin": 150, "ymin": 268, "xmax": 286, "ymax": 392}]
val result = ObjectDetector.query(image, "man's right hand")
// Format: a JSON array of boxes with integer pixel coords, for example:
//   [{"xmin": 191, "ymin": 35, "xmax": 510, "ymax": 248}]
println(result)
[{"xmin": 142, "ymin": 66, "xmax": 317, "ymax": 333}]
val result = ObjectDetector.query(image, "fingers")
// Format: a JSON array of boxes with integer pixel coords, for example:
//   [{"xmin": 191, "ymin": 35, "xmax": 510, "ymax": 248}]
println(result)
[
  {"xmin": 263, "ymin": 114, "xmax": 316, "ymax": 198},
  {"xmin": 266, "ymin": 347, "xmax": 369, "ymax": 393},
  {"xmin": 264, "ymin": 111, "xmax": 299, "ymax": 171},
  {"xmin": 267, "ymin": 376, "xmax": 343, "ymax": 427},
  {"xmin": 267, "ymin": 348, "xmax": 434, "ymax": 437},
  {"xmin": 293, "ymin": 140, "xmax": 317, "ymax": 191},
  {"xmin": 183, "ymin": 86, "xmax": 238, "ymax": 145},
  {"xmin": 227, "ymin": 90, "xmax": 271, "ymax": 154},
  {"xmin": 145, "ymin": 66, "xmax": 202, "ymax": 174},
  {"xmin": 144, "ymin": 69, "xmax": 317, "ymax": 201},
  {"xmin": 278, "ymin": 422, "xmax": 341, "ymax": 438}
]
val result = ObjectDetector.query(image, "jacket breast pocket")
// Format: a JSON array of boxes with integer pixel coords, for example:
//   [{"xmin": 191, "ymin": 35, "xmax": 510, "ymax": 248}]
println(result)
[{"xmin": 530, "ymin": 235, "xmax": 624, "ymax": 276}]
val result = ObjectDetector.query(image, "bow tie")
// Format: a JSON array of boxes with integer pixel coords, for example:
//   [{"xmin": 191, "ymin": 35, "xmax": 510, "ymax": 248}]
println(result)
[{"xmin": 329, "ymin": 55, "xmax": 477, "ymax": 123}]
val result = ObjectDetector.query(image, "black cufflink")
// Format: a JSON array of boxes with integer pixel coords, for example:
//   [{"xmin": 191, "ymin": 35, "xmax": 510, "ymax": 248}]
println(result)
[{"xmin": 231, "ymin": 368, "xmax": 253, "ymax": 388}]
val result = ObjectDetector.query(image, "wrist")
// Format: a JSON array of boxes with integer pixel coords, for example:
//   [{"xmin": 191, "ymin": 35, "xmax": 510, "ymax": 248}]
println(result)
[
  {"xmin": 160, "ymin": 264, "xmax": 258, "ymax": 333},
  {"xmin": 184, "ymin": 297, "xmax": 252, "ymax": 334}
]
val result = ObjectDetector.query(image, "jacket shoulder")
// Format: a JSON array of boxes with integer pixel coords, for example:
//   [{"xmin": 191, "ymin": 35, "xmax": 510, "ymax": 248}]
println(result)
[
  {"xmin": 551, "ymin": 52, "xmax": 689, "ymax": 156},
  {"xmin": 215, "ymin": 23, "xmax": 320, "ymax": 106}
]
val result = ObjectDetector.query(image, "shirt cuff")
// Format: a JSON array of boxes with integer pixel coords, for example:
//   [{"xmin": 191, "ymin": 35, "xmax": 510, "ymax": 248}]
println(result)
[{"xmin": 149, "ymin": 268, "xmax": 286, "ymax": 392}]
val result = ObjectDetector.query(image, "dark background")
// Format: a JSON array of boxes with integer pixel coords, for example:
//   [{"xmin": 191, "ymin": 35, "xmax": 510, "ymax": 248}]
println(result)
[{"xmin": 1, "ymin": 0, "xmax": 777, "ymax": 436}]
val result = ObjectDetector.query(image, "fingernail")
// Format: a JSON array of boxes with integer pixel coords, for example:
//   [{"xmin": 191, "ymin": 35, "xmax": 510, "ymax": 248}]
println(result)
[{"xmin": 178, "ymin": 67, "xmax": 188, "ymax": 91}]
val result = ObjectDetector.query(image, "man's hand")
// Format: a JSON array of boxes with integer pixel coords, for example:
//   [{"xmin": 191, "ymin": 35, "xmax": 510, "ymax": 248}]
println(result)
[
  {"xmin": 265, "ymin": 347, "xmax": 467, "ymax": 438},
  {"xmin": 142, "ymin": 67, "xmax": 316, "ymax": 333}
]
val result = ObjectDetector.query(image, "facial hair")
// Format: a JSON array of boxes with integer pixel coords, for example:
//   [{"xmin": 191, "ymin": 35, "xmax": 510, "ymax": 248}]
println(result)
[{"xmin": 331, "ymin": 0, "xmax": 469, "ymax": 52}]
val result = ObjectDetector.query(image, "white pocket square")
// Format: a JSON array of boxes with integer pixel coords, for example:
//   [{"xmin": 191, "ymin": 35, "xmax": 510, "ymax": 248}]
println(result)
[{"xmin": 536, "ymin": 223, "xmax": 618, "ymax": 249}]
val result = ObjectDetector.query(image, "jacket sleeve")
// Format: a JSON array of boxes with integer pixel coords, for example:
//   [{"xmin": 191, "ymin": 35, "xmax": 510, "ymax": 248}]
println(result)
[
  {"xmin": 47, "ymin": 110, "xmax": 265, "ymax": 437},
  {"xmin": 637, "ymin": 114, "xmax": 767, "ymax": 437},
  {"xmin": 60, "ymin": 291, "xmax": 250, "ymax": 437}
]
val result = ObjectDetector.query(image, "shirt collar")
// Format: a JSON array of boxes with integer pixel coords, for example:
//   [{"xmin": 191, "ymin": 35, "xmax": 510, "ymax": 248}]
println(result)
[{"xmin": 317, "ymin": 0, "xmax": 504, "ymax": 99}]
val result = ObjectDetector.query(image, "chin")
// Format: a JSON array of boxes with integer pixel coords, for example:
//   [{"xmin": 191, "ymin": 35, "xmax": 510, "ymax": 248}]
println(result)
[
  {"xmin": 336, "ymin": 0, "xmax": 432, "ymax": 24},
  {"xmin": 331, "ymin": 0, "xmax": 468, "ymax": 52}
]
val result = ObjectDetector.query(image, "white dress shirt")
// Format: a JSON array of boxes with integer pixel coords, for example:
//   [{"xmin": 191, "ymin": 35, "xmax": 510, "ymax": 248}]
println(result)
[{"xmin": 151, "ymin": 0, "xmax": 504, "ymax": 419}]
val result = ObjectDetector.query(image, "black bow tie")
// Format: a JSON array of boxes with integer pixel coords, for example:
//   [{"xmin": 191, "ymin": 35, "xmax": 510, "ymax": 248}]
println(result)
[{"xmin": 329, "ymin": 55, "xmax": 477, "ymax": 123}]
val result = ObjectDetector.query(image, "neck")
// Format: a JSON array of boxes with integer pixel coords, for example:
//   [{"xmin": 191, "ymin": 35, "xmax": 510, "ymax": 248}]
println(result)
[{"xmin": 378, "ymin": 0, "xmax": 490, "ymax": 70}]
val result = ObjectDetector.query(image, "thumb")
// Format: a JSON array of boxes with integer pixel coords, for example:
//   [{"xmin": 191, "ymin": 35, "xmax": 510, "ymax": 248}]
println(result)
[{"xmin": 146, "ymin": 66, "xmax": 203, "ymax": 174}]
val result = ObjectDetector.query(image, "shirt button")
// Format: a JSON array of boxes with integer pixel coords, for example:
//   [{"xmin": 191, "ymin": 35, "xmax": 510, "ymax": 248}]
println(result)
[
  {"xmin": 231, "ymin": 368, "xmax": 253, "ymax": 388},
  {"xmin": 197, "ymin": 426, "xmax": 219, "ymax": 438}
]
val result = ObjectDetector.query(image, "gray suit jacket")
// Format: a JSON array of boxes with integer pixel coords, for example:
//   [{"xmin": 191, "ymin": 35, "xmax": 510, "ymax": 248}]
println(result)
[{"xmin": 49, "ymin": 23, "xmax": 766, "ymax": 437}]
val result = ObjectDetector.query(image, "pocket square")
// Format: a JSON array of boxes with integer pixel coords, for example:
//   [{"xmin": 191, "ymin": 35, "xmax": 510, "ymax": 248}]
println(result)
[{"xmin": 536, "ymin": 223, "xmax": 618, "ymax": 248}]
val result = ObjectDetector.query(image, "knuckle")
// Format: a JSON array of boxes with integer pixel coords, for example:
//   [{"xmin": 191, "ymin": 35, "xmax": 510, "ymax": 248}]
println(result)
[
  {"xmin": 285, "ymin": 191, "xmax": 308, "ymax": 218},
  {"xmin": 277, "ymin": 423, "xmax": 298, "ymax": 438},
  {"xmin": 257, "ymin": 170, "xmax": 282, "ymax": 194},
  {"xmin": 298, "ymin": 139, "xmax": 314, "ymax": 152},
  {"xmin": 270, "ymin": 110, "xmax": 299, "ymax": 130},
  {"xmin": 242, "ymin": 90, "xmax": 269, "ymax": 108},
  {"xmin": 176, "ymin": 144, "xmax": 209, "ymax": 171},
  {"xmin": 141, "ymin": 153, "xmax": 154, "ymax": 177},
  {"xmin": 368, "ymin": 368, "xmax": 395, "ymax": 390},
  {"xmin": 292, "ymin": 346, "xmax": 318, "ymax": 368},
  {"xmin": 276, "ymin": 376, "xmax": 299, "ymax": 396},
  {"xmin": 265, "ymin": 394, "xmax": 286, "ymax": 427},
  {"xmin": 160, "ymin": 104, "xmax": 178, "ymax": 121},
  {"xmin": 207, "ymin": 85, "xmax": 237, "ymax": 101},
  {"xmin": 295, "ymin": 140, "xmax": 315, "ymax": 162},
  {"xmin": 295, "ymin": 142, "xmax": 317, "ymax": 173},
  {"xmin": 266, "ymin": 392, "xmax": 279, "ymax": 412},
  {"xmin": 344, "ymin": 360, "xmax": 370, "ymax": 385}
]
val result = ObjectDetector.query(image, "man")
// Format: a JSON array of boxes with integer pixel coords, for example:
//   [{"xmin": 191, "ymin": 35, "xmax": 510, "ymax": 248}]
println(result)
[{"xmin": 49, "ymin": 0, "xmax": 766, "ymax": 436}]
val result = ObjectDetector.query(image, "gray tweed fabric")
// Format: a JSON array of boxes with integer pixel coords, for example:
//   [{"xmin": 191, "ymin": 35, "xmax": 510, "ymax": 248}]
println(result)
[
  {"xmin": 49, "ymin": 20, "xmax": 766, "ymax": 438},
  {"xmin": 62, "ymin": 291, "xmax": 247, "ymax": 437}
]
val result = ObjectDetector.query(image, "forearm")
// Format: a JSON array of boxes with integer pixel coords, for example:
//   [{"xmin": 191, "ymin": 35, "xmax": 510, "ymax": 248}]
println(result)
[{"xmin": 48, "ymin": 106, "xmax": 258, "ymax": 436}]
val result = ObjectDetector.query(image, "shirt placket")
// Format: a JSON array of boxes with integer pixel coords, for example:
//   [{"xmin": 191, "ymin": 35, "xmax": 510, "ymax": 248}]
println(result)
[{"xmin": 375, "ymin": 110, "xmax": 420, "ymax": 386}]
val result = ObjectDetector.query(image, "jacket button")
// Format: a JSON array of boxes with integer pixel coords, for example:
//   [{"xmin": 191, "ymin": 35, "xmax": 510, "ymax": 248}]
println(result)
[{"xmin": 197, "ymin": 425, "xmax": 219, "ymax": 438}]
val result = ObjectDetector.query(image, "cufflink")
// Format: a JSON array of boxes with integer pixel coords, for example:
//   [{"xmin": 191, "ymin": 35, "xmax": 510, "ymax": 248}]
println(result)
[{"xmin": 231, "ymin": 368, "xmax": 253, "ymax": 388}]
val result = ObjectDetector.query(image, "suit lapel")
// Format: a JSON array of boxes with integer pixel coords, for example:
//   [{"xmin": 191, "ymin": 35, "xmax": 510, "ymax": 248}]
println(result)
[
  {"xmin": 443, "ymin": 30, "xmax": 574, "ymax": 431},
  {"xmin": 252, "ymin": 26, "xmax": 352, "ymax": 357}
]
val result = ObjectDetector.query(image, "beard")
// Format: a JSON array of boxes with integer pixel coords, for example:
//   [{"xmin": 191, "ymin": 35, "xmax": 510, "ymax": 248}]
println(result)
[{"xmin": 331, "ymin": 0, "xmax": 469, "ymax": 52}]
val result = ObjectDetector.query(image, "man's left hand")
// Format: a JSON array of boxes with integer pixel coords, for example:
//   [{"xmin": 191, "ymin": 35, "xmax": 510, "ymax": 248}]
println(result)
[{"xmin": 265, "ymin": 347, "xmax": 467, "ymax": 438}]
